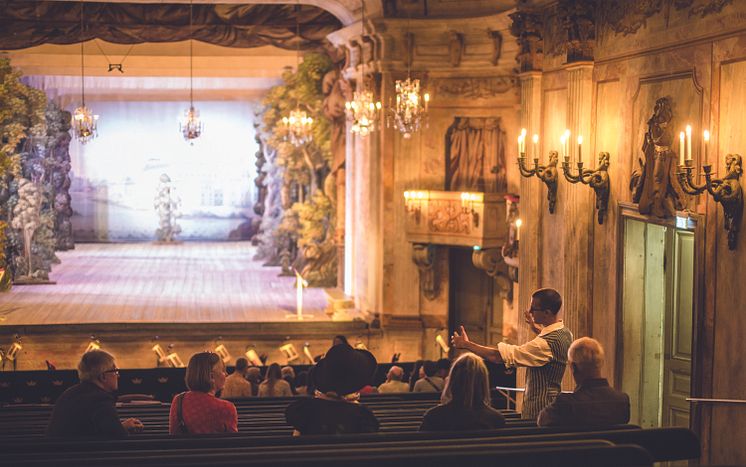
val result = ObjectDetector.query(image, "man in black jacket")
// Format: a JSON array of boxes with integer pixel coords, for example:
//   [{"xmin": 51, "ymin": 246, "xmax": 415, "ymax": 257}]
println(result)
[
  {"xmin": 46, "ymin": 350, "xmax": 143, "ymax": 437},
  {"xmin": 537, "ymin": 337, "xmax": 630, "ymax": 427}
]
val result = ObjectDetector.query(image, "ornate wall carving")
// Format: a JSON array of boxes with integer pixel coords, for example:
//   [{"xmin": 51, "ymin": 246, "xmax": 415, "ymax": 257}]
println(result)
[
  {"xmin": 508, "ymin": 11, "xmax": 544, "ymax": 72},
  {"xmin": 431, "ymin": 76, "xmax": 515, "ymax": 99},
  {"xmin": 550, "ymin": 0, "xmax": 597, "ymax": 62},
  {"xmin": 603, "ymin": 0, "xmax": 733, "ymax": 36}
]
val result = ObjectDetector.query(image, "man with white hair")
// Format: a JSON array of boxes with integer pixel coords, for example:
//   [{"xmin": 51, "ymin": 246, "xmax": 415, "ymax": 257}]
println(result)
[
  {"xmin": 537, "ymin": 337, "xmax": 630, "ymax": 427},
  {"xmin": 377, "ymin": 366, "xmax": 409, "ymax": 393},
  {"xmin": 46, "ymin": 350, "xmax": 143, "ymax": 437}
]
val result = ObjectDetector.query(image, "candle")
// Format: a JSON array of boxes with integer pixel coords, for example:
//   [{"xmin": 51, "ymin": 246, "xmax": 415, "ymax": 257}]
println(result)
[
  {"xmin": 517, "ymin": 135, "xmax": 523, "ymax": 157},
  {"xmin": 560, "ymin": 134, "xmax": 567, "ymax": 160},
  {"xmin": 564, "ymin": 129, "xmax": 571, "ymax": 162},
  {"xmin": 520, "ymin": 128, "xmax": 527, "ymax": 154},
  {"xmin": 685, "ymin": 125, "xmax": 692, "ymax": 161},
  {"xmin": 515, "ymin": 218, "xmax": 522, "ymax": 242},
  {"xmin": 577, "ymin": 135, "xmax": 583, "ymax": 164},
  {"xmin": 532, "ymin": 134, "xmax": 539, "ymax": 160},
  {"xmin": 703, "ymin": 129, "xmax": 710, "ymax": 162},
  {"xmin": 679, "ymin": 131, "xmax": 685, "ymax": 166}
]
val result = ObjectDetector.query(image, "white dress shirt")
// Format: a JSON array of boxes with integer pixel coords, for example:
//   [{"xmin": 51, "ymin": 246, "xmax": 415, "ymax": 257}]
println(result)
[{"xmin": 496, "ymin": 321, "xmax": 566, "ymax": 368}]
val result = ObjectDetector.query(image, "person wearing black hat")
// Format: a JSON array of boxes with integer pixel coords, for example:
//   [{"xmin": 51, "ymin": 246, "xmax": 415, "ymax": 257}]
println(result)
[{"xmin": 285, "ymin": 344, "xmax": 380, "ymax": 435}]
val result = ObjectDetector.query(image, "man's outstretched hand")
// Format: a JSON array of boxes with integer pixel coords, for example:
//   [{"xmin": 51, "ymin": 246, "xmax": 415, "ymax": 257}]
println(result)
[{"xmin": 451, "ymin": 325, "xmax": 470, "ymax": 349}]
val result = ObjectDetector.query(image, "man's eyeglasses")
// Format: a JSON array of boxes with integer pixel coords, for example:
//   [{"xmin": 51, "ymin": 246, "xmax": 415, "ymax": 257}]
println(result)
[{"xmin": 102, "ymin": 368, "xmax": 120, "ymax": 376}]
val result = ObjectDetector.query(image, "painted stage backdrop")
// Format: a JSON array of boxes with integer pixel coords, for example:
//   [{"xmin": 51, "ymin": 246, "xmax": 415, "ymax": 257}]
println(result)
[{"xmin": 68, "ymin": 101, "xmax": 258, "ymax": 241}]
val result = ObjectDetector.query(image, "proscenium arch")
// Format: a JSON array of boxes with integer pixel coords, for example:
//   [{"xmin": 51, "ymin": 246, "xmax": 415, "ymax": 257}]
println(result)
[{"xmin": 44, "ymin": 0, "xmax": 385, "ymax": 26}]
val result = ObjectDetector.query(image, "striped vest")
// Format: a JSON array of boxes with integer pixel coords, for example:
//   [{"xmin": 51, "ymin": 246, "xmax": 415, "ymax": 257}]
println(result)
[{"xmin": 522, "ymin": 326, "xmax": 573, "ymax": 419}]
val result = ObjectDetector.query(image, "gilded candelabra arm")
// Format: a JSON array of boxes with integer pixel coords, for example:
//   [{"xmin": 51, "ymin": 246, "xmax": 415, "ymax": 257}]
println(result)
[
  {"xmin": 561, "ymin": 152, "xmax": 611, "ymax": 225},
  {"xmin": 703, "ymin": 154, "xmax": 743, "ymax": 250},
  {"xmin": 517, "ymin": 153, "xmax": 537, "ymax": 177},
  {"xmin": 677, "ymin": 159, "xmax": 707, "ymax": 195},
  {"xmin": 561, "ymin": 157, "xmax": 585, "ymax": 184},
  {"xmin": 535, "ymin": 151, "xmax": 559, "ymax": 214}
]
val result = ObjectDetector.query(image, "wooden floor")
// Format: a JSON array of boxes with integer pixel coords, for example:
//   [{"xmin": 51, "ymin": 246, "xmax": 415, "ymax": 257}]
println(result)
[{"xmin": 0, "ymin": 242, "xmax": 333, "ymax": 325}]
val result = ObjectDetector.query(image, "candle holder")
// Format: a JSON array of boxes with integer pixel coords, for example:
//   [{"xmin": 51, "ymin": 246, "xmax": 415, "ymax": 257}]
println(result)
[
  {"xmin": 677, "ymin": 154, "xmax": 743, "ymax": 250},
  {"xmin": 517, "ymin": 151, "xmax": 558, "ymax": 214},
  {"xmin": 561, "ymin": 152, "xmax": 611, "ymax": 225}
]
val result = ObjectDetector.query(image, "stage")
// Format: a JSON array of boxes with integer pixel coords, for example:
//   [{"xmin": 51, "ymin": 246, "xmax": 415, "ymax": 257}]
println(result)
[{"xmin": 0, "ymin": 242, "xmax": 372, "ymax": 370}]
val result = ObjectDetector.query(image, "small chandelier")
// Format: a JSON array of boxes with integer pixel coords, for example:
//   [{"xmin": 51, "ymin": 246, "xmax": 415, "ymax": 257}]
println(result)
[
  {"xmin": 389, "ymin": 77, "xmax": 429, "ymax": 138},
  {"xmin": 346, "ymin": 91, "xmax": 381, "ymax": 137},
  {"xmin": 280, "ymin": 5, "xmax": 313, "ymax": 147},
  {"xmin": 180, "ymin": 1, "xmax": 203, "ymax": 143},
  {"xmin": 345, "ymin": 1, "xmax": 381, "ymax": 137},
  {"xmin": 72, "ymin": 3, "xmax": 98, "ymax": 144},
  {"xmin": 281, "ymin": 109, "xmax": 313, "ymax": 147}
]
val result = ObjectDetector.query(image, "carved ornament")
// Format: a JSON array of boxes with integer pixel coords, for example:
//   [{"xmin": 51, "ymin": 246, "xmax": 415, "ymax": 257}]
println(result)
[
  {"xmin": 427, "ymin": 202, "xmax": 473, "ymax": 235},
  {"xmin": 551, "ymin": 0, "xmax": 596, "ymax": 62},
  {"xmin": 603, "ymin": 0, "xmax": 664, "ymax": 36},
  {"xmin": 674, "ymin": 0, "xmax": 733, "ymax": 17},
  {"xmin": 449, "ymin": 31, "xmax": 464, "ymax": 67},
  {"xmin": 412, "ymin": 243, "xmax": 439, "ymax": 301},
  {"xmin": 431, "ymin": 76, "xmax": 516, "ymax": 99},
  {"xmin": 508, "ymin": 11, "xmax": 544, "ymax": 72},
  {"xmin": 488, "ymin": 29, "xmax": 503, "ymax": 66}
]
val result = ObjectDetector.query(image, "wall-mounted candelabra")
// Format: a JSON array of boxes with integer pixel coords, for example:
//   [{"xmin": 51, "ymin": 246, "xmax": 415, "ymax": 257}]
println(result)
[
  {"xmin": 516, "ymin": 132, "xmax": 558, "ymax": 214},
  {"xmin": 676, "ymin": 127, "xmax": 743, "ymax": 250},
  {"xmin": 558, "ymin": 133, "xmax": 610, "ymax": 225},
  {"xmin": 403, "ymin": 190, "xmax": 428, "ymax": 224},
  {"xmin": 460, "ymin": 192, "xmax": 481, "ymax": 227}
]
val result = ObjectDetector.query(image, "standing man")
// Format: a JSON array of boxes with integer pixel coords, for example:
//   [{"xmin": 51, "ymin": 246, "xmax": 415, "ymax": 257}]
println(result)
[
  {"xmin": 46, "ymin": 350, "xmax": 143, "ymax": 437},
  {"xmin": 452, "ymin": 288, "xmax": 573, "ymax": 419}
]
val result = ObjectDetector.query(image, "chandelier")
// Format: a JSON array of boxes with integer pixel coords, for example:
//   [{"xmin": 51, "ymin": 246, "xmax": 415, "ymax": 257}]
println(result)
[
  {"xmin": 72, "ymin": 2, "xmax": 98, "ymax": 144},
  {"xmin": 180, "ymin": 1, "xmax": 203, "ymax": 143},
  {"xmin": 389, "ymin": 77, "xmax": 429, "ymax": 138},
  {"xmin": 345, "ymin": 1, "xmax": 381, "ymax": 137},
  {"xmin": 280, "ymin": 4, "xmax": 314, "ymax": 147}
]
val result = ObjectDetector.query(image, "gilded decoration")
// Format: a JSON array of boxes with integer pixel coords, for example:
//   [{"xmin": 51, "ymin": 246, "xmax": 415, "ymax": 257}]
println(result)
[
  {"xmin": 508, "ymin": 11, "xmax": 544, "ymax": 72},
  {"xmin": 549, "ymin": 0, "xmax": 596, "ymax": 61},
  {"xmin": 432, "ymin": 77, "xmax": 515, "ymax": 99},
  {"xmin": 603, "ymin": 0, "xmax": 733, "ymax": 36},
  {"xmin": 427, "ymin": 201, "xmax": 473, "ymax": 235}
]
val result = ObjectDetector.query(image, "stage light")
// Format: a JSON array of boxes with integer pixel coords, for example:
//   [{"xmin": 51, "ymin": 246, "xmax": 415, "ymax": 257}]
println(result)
[
  {"xmin": 436, "ymin": 334, "xmax": 450, "ymax": 355},
  {"xmin": 245, "ymin": 347, "xmax": 263, "ymax": 367},
  {"xmin": 85, "ymin": 335, "xmax": 101, "ymax": 353},
  {"xmin": 165, "ymin": 352, "xmax": 185, "ymax": 368},
  {"xmin": 214, "ymin": 343, "xmax": 231, "ymax": 364},
  {"xmin": 152, "ymin": 343, "xmax": 168, "ymax": 363},
  {"xmin": 6, "ymin": 341, "xmax": 22, "ymax": 361},
  {"xmin": 279, "ymin": 343, "xmax": 299, "ymax": 363},
  {"xmin": 302, "ymin": 342, "xmax": 314, "ymax": 363}
]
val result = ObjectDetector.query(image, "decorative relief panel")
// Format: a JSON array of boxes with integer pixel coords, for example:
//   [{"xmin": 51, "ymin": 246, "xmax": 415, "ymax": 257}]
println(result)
[
  {"xmin": 602, "ymin": 0, "xmax": 733, "ymax": 36},
  {"xmin": 508, "ymin": 11, "xmax": 544, "ymax": 72},
  {"xmin": 431, "ymin": 76, "xmax": 516, "ymax": 99}
]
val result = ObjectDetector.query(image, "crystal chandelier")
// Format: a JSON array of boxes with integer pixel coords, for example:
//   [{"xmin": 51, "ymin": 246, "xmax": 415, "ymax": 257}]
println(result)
[
  {"xmin": 281, "ymin": 109, "xmax": 313, "ymax": 147},
  {"xmin": 180, "ymin": 1, "xmax": 203, "ymax": 143},
  {"xmin": 72, "ymin": 3, "xmax": 98, "ymax": 144},
  {"xmin": 345, "ymin": 1, "xmax": 381, "ymax": 137},
  {"xmin": 389, "ymin": 77, "xmax": 429, "ymax": 138},
  {"xmin": 280, "ymin": 5, "xmax": 314, "ymax": 147}
]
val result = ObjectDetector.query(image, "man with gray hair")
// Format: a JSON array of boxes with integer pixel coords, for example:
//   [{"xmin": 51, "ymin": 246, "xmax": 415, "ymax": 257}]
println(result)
[
  {"xmin": 377, "ymin": 366, "xmax": 409, "ymax": 393},
  {"xmin": 537, "ymin": 337, "xmax": 630, "ymax": 427},
  {"xmin": 46, "ymin": 350, "xmax": 143, "ymax": 437}
]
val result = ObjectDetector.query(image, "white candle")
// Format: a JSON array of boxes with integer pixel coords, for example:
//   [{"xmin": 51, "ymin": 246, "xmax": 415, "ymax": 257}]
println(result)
[
  {"xmin": 517, "ymin": 135, "xmax": 523, "ymax": 157},
  {"xmin": 679, "ymin": 131, "xmax": 685, "ymax": 166},
  {"xmin": 515, "ymin": 218, "xmax": 522, "ymax": 241},
  {"xmin": 686, "ymin": 125, "xmax": 692, "ymax": 161},
  {"xmin": 704, "ymin": 129, "xmax": 710, "ymax": 162},
  {"xmin": 564, "ymin": 129, "xmax": 571, "ymax": 162},
  {"xmin": 560, "ymin": 134, "xmax": 567, "ymax": 160},
  {"xmin": 577, "ymin": 135, "xmax": 583, "ymax": 164}
]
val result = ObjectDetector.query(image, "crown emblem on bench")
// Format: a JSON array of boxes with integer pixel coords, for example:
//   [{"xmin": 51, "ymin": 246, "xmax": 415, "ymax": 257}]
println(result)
[
  {"xmin": 132, "ymin": 378, "xmax": 143, "ymax": 384},
  {"xmin": 26, "ymin": 380, "xmax": 37, "ymax": 387},
  {"xmin": 52, "ymin": 380, "xmax": 63, "ymax": 386},
  {"xmin": 12, "ymin": 397, "xmax": 23, "ymax": 403},
  {"xmin": 40, "ymin": 396, "xmax": 51, "ymax": 403},
  {"xmin": 157, "ymin": 377, "xmax": 168, "ymax": 383},
  {"xmin": 0, "ymin": 382, "xmax": 10, "ymax": 388}
]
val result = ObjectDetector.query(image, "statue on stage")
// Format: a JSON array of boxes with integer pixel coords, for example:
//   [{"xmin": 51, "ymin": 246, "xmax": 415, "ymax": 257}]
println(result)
[{"xmin": 154, "ymin": 174, "xmax": 182, "ymax": 242}]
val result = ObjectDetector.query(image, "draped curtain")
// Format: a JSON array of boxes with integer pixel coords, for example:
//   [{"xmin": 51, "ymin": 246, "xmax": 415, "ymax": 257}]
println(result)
[
  {"xmin": 445, "ymin": 117, "xmax": 507, "ymax": 192},
  {"xmin": 0, "ymin": 2, "xmax": 340, "ymax": 50}
]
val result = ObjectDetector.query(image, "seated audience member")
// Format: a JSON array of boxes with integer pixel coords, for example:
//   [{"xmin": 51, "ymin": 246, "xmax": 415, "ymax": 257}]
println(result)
[
  {"xmin": 258, "ymin": 363, "xmax": 293, "ymax": 397},
  {"xmin": 419, "ymin": 353, "xmax": 505, "ymax": 431},
  {"xmin": 281, "ymin": 365, "xmax": 298, "ymax": 395},
  {"xmin": 537, "ymin": 337, "xmax": 630, "ymax": 427},
  {"xmin": 413, "ymin": 360, "xmax": 445, "ymax": 393},
  {"xmin": 294, "ymin": 371, "xmax": 310, "ymax": 396},
  {"xmin": 435, "ymin": 358, "xmax": 451, "ymax": 379},
  {"xmin": 332, "ymin": 335, "xmax": 349, "ymax": 347},
  {"xmin": 377, "ymin": 366, "xmax": 410, "ymax": 393},
  {"xmin": 246, "ymin": 366, "xmax": 262, "ymax": 396},
  {"xmin": 46, "ymin": 350, "xmax": 143, "ymax": 438},
  {"xmin": 169, "ymin": 352, "xmax": 238, "ymax": 434},
  {"xmin": 221, "ymin": 357, "xmax": 252, "ymax": 399},
  {"xmin": 285, "ymin": 344, "xmax": 380, "ymax": 435}
]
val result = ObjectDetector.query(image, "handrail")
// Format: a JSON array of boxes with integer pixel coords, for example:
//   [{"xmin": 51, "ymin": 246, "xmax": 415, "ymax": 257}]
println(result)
[{"xmin": 687, "ymin": 397, "xmax": 746, "ymax": 404}]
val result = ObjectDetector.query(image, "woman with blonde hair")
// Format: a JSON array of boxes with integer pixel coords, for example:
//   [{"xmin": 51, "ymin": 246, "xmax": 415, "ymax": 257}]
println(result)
[
  {"xmin": 258, "ymin": 363, "xmax": 293, "ymax": 397},
  {"xmin": 419, "ymin": 352, "xmax": 505, "ymax": 431},
  {"xmin": 169, "ymin": 352, "xmax": 238, "ymax": 434}
]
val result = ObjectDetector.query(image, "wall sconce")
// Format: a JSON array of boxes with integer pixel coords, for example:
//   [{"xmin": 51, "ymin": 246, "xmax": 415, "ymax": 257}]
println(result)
[
  {"xmin": 403, "ymin": 190, "xmax": 428, "ymax": 224},
  {"xmin": 85, "ymin": 335, "xmax": 101, "ymax": 353},
  {"xmin": 245, "ymin": 347, "xmax": 264, "ymax": 367},
  {"xmin": 561, "ymin": 135, "xmax": 611, "ymax": 224},
  {"xmin": 279, "ymin": 343, "xmax": 300, "ymax": 363},
  {"xmin": 214, "ymin": 340, "xmax": 232, "ymax": 364},
  {"xmin": 459, "ymin": 192, "xmax": 482, "ymax": 227},
  {"xmin": 677, "ymin": 128, "xmax": 743, "ymax": 250},
  {"xmin": 517, "ymin": 132, "xmax": 558, "ymax": 214}
]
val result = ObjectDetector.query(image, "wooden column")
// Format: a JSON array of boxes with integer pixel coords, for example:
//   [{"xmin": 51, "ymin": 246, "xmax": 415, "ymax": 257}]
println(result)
[{"xmin": 562, "ymin": 62, "xmax": 594, "ymax": 341}]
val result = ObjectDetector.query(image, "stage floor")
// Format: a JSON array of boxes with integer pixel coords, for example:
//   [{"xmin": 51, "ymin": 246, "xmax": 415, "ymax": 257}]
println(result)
[{"xmin": 0, "ymin": 242, "xmax": 334, "ymax": 326}]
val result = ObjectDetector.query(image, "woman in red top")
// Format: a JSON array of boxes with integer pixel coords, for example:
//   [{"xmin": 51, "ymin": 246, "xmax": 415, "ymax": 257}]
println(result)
[{"xmin": 169, "ymin": 352, "xmax": 238, "ymax": 434}]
